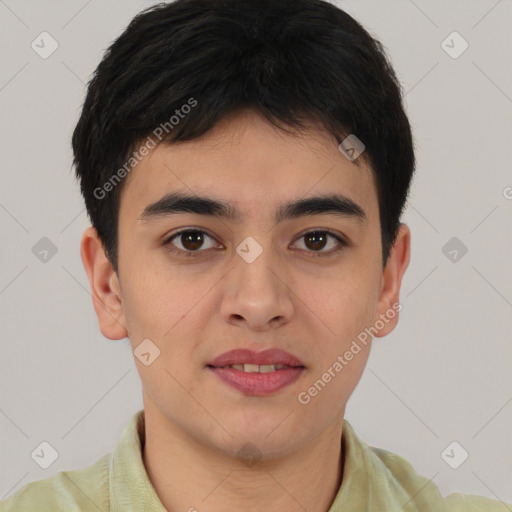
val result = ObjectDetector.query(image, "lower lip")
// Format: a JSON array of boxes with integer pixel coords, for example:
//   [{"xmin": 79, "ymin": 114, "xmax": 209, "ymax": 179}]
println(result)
[{"xmin": 207, "ymin": 366, "xmax": 305, "ymax": 396}]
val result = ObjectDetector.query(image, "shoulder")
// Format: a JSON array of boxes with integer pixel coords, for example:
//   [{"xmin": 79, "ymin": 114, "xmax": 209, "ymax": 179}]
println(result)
[
  {"xmin": 370, "ymin": 446, "xmax": 510, "ymax": 512},
  {"xmin": 0, "ymin": 453, "xmax": 111, "ymax": 512}
]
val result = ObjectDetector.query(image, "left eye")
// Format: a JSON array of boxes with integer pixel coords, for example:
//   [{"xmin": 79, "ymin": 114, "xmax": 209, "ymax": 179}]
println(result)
[
  {"xmin": 292, "ymin": 230, "xmax": 347, "ymax": 255},
  {"xmin": 163, "ymin": 229, "xmax": 347, "ymax": 257}
]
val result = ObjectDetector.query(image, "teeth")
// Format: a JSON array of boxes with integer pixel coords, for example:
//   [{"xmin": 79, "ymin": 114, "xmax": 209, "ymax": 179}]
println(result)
[{"xmin": 227, "ymin": 364, "xmax": 290, "ymax": 372}]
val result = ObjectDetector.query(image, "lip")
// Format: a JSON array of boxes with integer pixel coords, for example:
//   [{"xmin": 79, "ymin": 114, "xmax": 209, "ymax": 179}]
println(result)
[
  {"xmin": 207, "ymin": 366, "xmax": 305, "ymax": 396},
  {"xmin": 207, "ymin": 348, "xmax": 305, "ymax": 368},
  {"xmin": 206, "ymin": 348, "xmax": 305, "ymax": 396}
]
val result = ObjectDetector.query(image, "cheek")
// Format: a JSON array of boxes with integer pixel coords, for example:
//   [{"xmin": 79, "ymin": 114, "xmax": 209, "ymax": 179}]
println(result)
[
  {"xmin": 119, "ymin": 266, "xmax": 171, "ymax": 343},
  {"xmin": 302, "ymin": 268, "xmax": 380, "ymax": 345},
  {"xmin": 302, "ymin": 287, "xmax": 376, "ymax": 410},
  {"xmin": 119, "ymin": 259, "xmax": 216, "ymax": 346}
]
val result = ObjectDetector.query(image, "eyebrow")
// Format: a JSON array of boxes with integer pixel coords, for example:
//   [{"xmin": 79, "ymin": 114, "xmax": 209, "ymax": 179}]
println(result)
[{"xmin": 138, "ymin": 191, "xmax": 367, "ymax": 224}]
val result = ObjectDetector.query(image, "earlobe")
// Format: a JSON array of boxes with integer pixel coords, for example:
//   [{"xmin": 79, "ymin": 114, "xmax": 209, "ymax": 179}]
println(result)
[
  {"xmin": 80, "ymin": 227, "xmax": 128, "ymax": 340},
  {"xmin": 374, "ymin": 223, "xmax": 411, "ymax": 338}
]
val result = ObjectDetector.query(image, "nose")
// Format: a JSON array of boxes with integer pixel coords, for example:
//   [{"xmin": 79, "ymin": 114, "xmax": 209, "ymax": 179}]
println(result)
[{"xmin": 220, "ymin": 239, "xmax": 294, "ymax": 332}]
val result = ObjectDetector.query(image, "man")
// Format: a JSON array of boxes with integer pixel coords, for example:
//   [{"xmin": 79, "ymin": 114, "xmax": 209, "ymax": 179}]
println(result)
[{"xmin": 1, "ymin": 0, "xmax": 508, "ymax": 510}]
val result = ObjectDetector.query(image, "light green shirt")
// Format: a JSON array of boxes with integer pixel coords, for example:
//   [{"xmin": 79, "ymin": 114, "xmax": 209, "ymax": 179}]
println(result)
[{"xmin": 1, "ymin": 409, "xmax": 509, "ymax": 511}]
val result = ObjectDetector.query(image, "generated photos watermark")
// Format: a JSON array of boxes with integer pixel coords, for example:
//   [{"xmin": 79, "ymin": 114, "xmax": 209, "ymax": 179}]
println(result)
[
  {"xmin": 298, "ymin": 301, "xmax": 403, "ymax": 405},
  {"xmin": 93, "ymin": 97, "xmax": 198, "ymax": 200}
]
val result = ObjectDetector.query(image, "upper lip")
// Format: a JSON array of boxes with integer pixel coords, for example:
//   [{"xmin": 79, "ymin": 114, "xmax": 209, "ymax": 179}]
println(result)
[{"xmin": 208, "ymin": 349, "xmax": 305, "ymax": 368}]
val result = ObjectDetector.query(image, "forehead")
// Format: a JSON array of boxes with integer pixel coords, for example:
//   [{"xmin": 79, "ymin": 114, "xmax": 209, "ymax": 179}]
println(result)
[{"xmin": 119, "ymin": 110, "xmax": 378, "ymax": 224}]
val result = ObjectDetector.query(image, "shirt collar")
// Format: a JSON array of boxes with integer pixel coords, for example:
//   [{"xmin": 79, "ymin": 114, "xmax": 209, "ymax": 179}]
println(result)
[
  {"xmin": 110, "ymin": 409, "xmax": 167, "ymax": 511},
  {"xmin": 108, "ymin": 409, "xmax": 408, "ymax": 511}
]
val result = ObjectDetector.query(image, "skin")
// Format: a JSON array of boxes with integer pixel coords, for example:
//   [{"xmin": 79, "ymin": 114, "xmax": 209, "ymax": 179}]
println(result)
[{"xmin": 81, "ymin": 108, "xmax": 410, "ymax": 512}]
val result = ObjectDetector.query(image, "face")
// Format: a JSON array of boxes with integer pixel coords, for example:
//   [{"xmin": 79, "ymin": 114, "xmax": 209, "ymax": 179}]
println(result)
[{"xmin": 81, "ymin": 109, "xmax": 410, "ymax": 460}]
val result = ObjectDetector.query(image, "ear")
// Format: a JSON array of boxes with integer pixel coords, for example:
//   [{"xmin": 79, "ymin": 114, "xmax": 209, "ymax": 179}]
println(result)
[
  {"xmin": 80, "ymin": 226, "xmax": 128, "ymax": 340},
  {"xmin": 373, "ymin": 223, "xmax": 411, "ymax": 338}
]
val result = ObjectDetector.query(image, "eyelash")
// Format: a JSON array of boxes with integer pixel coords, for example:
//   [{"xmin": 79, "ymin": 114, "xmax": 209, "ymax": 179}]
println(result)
[{"xmin": 162, "ymin": 228, "xmax": 348, "ymax": 259}]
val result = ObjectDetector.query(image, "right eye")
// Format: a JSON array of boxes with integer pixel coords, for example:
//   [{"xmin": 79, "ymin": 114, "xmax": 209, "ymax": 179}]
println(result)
[{"xmin": 162, "ymin": 228, "xmax": 221, "ymax": 257}]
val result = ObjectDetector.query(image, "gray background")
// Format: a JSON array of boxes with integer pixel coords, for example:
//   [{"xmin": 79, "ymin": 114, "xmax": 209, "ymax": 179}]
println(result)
[{"xmin": 1, "ymin": 0, "xmax": 511, "ymax": 505}]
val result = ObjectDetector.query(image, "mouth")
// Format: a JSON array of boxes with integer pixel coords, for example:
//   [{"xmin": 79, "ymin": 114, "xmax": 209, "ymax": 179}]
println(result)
[
  {"xmin": 206, "ymin": 348, "xmax": 305, "ymax": 396},
  {"xmin": 207, "ymin": 363, "xmax": 302, "ymax": 373},
  {"xmin": 207, "ymin": 348, "xmax": 305, "ymax": 369}
]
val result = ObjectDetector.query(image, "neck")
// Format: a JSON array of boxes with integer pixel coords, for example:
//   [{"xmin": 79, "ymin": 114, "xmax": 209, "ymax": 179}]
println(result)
[{"xmin": 141, "ymin": 407, "xmax": 345, "ymax": 512}]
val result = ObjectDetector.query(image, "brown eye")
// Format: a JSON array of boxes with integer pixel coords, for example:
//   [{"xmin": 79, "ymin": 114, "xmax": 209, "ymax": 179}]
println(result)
[
  {"xmin": 304, "ymin": 231, "xmax": 329, "ymax": 251},
  {"xmin": 163, "ymin": 229, "xmax": 219, "ymax": 256},
  {"xmin": 177, "ymin": 231, "xmax": 206, "ymax": 251},
  {"xmin": 162, "ymin": 227, "xmax": 347, "ymax": 259},
  {"xmin": 293, "ymin": 230, "xmax": 347, "ymax": 256}
]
